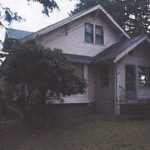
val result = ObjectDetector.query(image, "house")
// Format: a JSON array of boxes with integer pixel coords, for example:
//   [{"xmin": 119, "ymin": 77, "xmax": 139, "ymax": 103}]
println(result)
[{"xmin": 4, "ymin": 5, "xmax": 150, "ymax": 116}]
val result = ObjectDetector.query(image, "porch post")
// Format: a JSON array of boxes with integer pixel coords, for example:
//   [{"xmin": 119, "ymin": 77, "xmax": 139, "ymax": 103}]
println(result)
[
  {"xmin": 114, "ymin": 63, "xmax": 120, "ymax": 116},
  {"xmin": 84, "ymin": 65, "xmax": 89, "ymax": 96},
  {"xmin": 135, "ymin": 65, "xmax": 138, "ymax": 100}
]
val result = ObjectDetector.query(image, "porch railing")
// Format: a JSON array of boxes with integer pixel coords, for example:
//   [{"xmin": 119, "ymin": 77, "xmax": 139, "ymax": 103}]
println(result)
[{"xmin": 119, "ymin": 84, "xmax": 137, "ymax": 104}]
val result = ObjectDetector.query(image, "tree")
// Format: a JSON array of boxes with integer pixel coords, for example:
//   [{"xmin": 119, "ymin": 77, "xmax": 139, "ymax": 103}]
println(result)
[
  {"xmin": 0, "ymin": 41, "xmax": 86, "ymax": 121},
  {"xmin": 0, "ymin": 0, "xmax": 58, "ymax": 25},
  {"xmin": 0, "ymin": 0, "xmax": 59, "ymax": 46},
  {"xmin": 71, "ymin": 0, "xmax": 150, "ymax": 37}
]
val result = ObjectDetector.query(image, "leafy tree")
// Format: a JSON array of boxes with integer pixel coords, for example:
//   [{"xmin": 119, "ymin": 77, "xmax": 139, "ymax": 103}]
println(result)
[
  {"xmin": 0, "ymin": 0, "xmax": 59, "ymax": 46},
  {"xmin": 0, "ymin": 0, "xmax": 58, "ymax": 25},
  {"xmin": 71, "ymin": 0, "xmax": 150, "ymax": 37},
  {"xmin": 0, "ymin": 41, "xmax": 86, "ymax": 121}
]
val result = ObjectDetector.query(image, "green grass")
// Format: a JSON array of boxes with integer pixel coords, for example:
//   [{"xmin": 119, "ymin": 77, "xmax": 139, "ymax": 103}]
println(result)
[{"xmin": 1, "ymin": 115, "xmax": 150, "ymax": 150}]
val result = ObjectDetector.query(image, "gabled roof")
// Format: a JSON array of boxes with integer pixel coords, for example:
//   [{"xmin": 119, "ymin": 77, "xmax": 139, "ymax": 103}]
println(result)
[
  {"xmin": 22, "ymin": 4, "xmax": 130, "ymax": 42},
  {"xmin": 93, "ymin": 34, "xmax": 148, "ymax": 63},
  {"xmin": 6, "ymin": 28, "xmax": 33, "ymax": 40}
]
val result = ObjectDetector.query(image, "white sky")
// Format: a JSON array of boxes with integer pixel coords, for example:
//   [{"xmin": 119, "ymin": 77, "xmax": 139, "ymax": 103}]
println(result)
[{"xmin": 0, "ymin": 0, "xmax": 79, "ymax": 43}]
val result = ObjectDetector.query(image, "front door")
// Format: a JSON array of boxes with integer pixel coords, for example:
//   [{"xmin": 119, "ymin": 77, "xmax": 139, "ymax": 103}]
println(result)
[{"xmin": 125, "ymin": 65, "xmax": 136, "ymax": 100}]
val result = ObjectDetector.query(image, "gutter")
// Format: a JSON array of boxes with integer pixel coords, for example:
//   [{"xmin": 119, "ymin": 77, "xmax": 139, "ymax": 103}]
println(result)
[{"xmin": 66, "ymin": 54, "xmax": 92, "ymax": 64}]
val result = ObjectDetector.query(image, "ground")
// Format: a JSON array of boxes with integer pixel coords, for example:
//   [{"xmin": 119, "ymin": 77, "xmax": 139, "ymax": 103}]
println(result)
[{"xmin": 1, "ymin": 115, "xmax": 150, "ymax": 150}]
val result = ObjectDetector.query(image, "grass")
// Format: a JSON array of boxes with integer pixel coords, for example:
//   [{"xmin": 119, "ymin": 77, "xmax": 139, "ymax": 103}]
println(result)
[{"xmin": 1, "ymin": 114, "xmax": 150, "ymax": 150}]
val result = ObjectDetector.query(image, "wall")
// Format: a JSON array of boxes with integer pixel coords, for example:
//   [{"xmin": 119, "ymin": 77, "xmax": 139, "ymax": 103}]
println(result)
[{"xmin": 38, "ymin": 13, "xmax": 120, "ymax": 57}]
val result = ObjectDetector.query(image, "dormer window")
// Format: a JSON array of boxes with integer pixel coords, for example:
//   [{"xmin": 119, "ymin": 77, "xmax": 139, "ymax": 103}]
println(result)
[
  {"xmin": 85, "ymin": 23, "xmax": 94, "ymax": 43},
  {"xmin": 84, "ymin": 23, "xmax": 104, "ymax": 45}
]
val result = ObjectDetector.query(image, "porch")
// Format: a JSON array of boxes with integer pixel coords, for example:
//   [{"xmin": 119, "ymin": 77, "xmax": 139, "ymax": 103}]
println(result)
[
  {"xmin": 118, "ymin": 64, "xmax": 150, "ymax": 105},
  {"xmin": 115, "ymin": 40, "xmax": 150, "ymax": 116}
]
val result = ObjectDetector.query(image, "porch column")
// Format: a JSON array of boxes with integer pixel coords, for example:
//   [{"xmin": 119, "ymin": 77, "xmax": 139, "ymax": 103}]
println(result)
[
  {"xmin": 135, "ymin": 65, "xmax": 138, "ymax": 100},
  {"xmin": 84, "ymin": 64, "xmax": 89, "ymax": 96},
  {"xmin": 114, "ymin": 63, "xmax": 120, "ymax": 116}
]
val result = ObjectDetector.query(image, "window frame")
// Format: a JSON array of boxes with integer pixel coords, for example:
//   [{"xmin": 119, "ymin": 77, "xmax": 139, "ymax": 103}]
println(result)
[{"xmin": 84, "ymin": 22, "xmax": 104, "ymax": 45}]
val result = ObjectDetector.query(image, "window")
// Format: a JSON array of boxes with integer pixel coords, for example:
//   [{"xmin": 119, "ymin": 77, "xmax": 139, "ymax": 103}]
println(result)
[
  {"xmin": 95, "ymin": 25, "xmax": 104, "ymax": 44},
  {"xmin": 85, "ymin": 23, "xmax": 94, "ymax": 43},
  {"xmin": 72, "ymin": 64, "xmax": 84, "ymax": 79},
  {"xmin": 98, "ymin": 66, "xmax": 109, "ymax": 87},
  {"xmin": 138, "ymin": 66, "xmax": 150, "ymax": 87},
  {"xmin": 85, "ymin": 23, "xmax": 104, "ymax": 45}
]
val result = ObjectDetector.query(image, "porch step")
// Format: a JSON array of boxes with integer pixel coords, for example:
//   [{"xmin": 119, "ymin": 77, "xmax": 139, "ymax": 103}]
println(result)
[{"xmin": 120, "ymin": 103, "xmax": 150, "ymax": 120}]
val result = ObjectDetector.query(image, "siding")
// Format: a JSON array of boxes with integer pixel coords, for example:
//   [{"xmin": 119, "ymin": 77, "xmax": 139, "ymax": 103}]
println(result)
[
  {"xmin": 38, "ymin": 13, "xmax": 120, "ymax": 57},
  {"xmin": 117, "ymin": 43, "xmax": 150, "ymax": 100}
]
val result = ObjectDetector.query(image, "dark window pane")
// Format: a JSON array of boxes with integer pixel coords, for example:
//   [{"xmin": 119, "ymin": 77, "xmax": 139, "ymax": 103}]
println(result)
[
  {"xmin": 95, "ymin": 25, "xmax": 104, "ymax": 44},
  {"xmin": 85, "ymin": 23, "xmax": 93, "ymax": 33},
  {"xmin": 96, "ymin": 35, "xmax": 103, "ymax": 44},
  {"xmin": 85, "ymin": 33, "xmax": 93, "ymax": 43},
  {"xmin": 96, "ymin": 26, "xmax": 103, "ymax": 35},
  {"xmin": 85, "ymin": 23, "xmax": 94, "ymax": 43}
]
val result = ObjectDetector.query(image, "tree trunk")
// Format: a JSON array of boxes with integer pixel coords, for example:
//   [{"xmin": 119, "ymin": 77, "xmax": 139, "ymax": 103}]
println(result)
[{"xmin": 16, "ymin": 83, "xmax": 30, "ymax": 123}]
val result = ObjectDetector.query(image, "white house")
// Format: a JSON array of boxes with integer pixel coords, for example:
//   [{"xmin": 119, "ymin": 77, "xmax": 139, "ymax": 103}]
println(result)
[{"xmin": 5, "ymin": 5, "xmax": 150, "ymax": 116}]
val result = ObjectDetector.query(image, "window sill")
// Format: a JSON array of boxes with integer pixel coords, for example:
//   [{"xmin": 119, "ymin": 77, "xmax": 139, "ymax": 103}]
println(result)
[{"xmin": 83, "ymin": 41, "xmax": 105, "ymax": 46}]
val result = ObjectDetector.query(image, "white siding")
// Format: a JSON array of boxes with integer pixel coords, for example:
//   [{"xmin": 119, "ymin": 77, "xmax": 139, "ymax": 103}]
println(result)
[{"xmin": 38, "ymin": 13, "xmax": 120, "ymax": 57}]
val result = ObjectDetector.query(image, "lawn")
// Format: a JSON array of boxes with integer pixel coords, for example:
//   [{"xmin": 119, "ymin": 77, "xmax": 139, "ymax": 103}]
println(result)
[{"xmin": 1, "ymin": 115, "xmax": 150, "ymax": 150}]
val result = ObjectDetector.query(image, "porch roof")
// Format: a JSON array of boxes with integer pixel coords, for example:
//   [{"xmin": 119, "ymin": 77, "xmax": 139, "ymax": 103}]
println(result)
[{"xmin": 93, "ymin": 34, "xmax": 148, "ymax": 63}]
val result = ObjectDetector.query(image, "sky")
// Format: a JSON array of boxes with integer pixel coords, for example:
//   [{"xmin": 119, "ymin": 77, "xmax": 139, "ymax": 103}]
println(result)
[{"xmin": 0, "ymin": 0, "xmax": 79, "ymax": 43}]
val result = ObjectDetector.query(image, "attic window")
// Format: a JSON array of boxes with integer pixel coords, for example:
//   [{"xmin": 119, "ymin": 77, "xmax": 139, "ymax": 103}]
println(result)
[
  {"xmin": 84, "ymin": 23, "xmax": 104, "ymax": 45},
  {"xmin": 95, "ymin": 25, "xmax": 104, "ymax": 44},
  {"xmin": 85, "ymin": 23, "xmax": 94, "ymax": 43}
]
